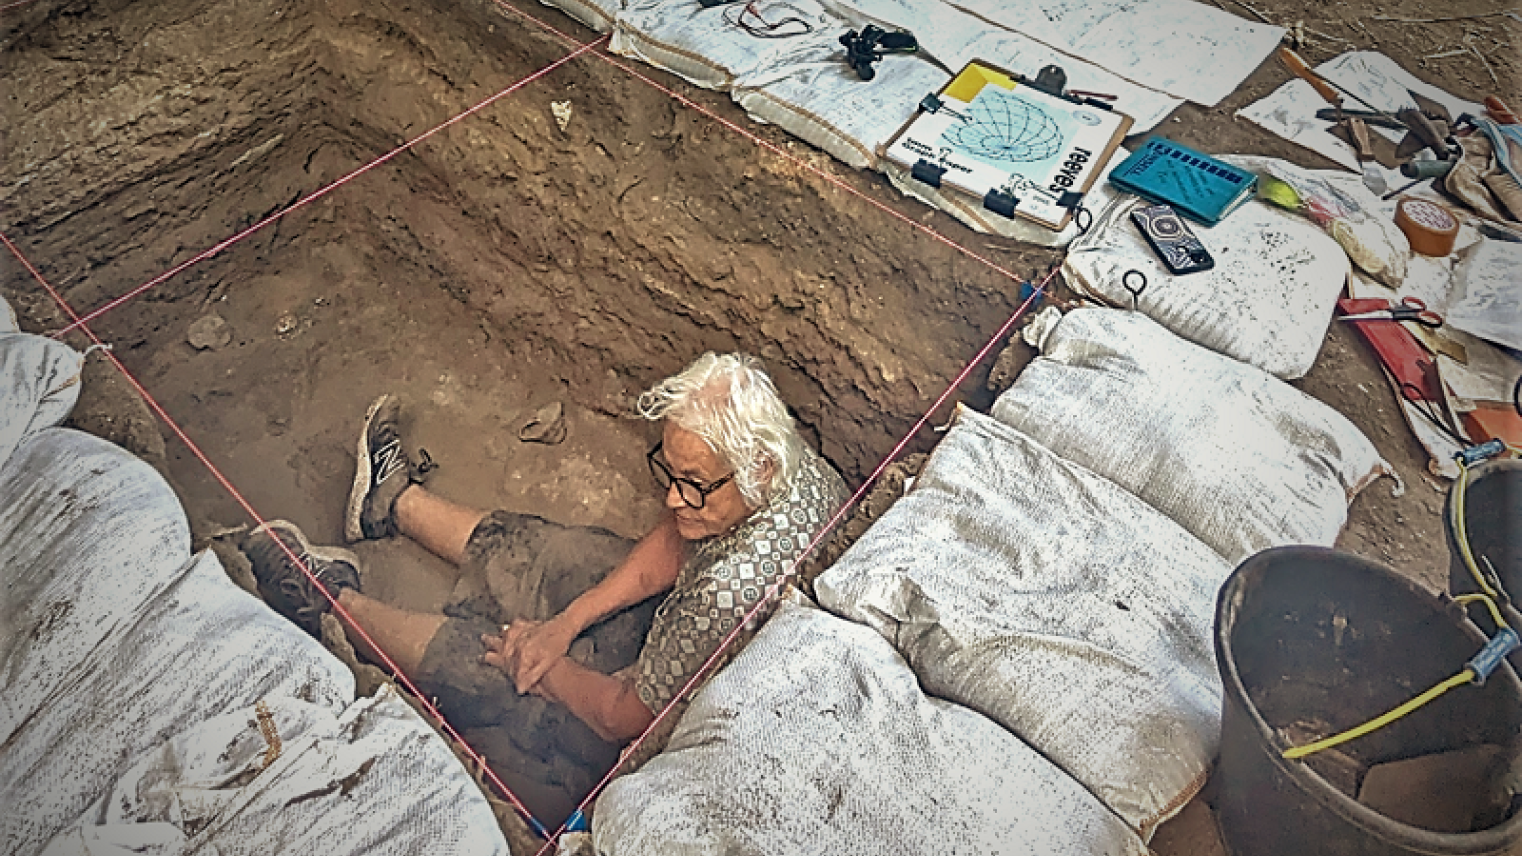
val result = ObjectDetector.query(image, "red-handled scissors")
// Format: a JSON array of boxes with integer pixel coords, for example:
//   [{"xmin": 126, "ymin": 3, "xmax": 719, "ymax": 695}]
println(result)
[{"xmin": 1340, "ymin": 296, "xmax": 1443, "ymax": 328}]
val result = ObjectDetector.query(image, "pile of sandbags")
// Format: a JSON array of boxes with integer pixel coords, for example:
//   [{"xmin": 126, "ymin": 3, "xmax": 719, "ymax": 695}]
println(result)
[{"xmin": 595, "ymin": 599, "xmax": 1148, "ymax": 856}]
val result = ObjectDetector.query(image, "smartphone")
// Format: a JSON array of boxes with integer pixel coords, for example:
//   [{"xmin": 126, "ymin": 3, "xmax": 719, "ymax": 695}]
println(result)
[{"xmin": 1131, "ymin": 204, "xmax": 1214, "ymax": 275}]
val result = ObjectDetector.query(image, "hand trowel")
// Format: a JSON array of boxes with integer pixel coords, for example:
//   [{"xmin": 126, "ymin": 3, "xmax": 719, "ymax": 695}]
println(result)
[{"xmin": 1348, "ymin": 118, "xmax": 1388, "ymax": 196}]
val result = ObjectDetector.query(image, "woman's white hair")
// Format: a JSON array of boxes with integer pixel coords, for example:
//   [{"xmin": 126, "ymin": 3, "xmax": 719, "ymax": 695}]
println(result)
[{"xmin": 637, "ymin": 352, "xmax": 803, "ymax": 507}]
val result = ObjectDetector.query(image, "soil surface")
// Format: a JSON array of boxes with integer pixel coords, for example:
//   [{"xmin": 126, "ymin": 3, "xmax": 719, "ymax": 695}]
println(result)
[{"xmin": 3, "ymin": 0, "xmax": 1517, "ymax": 850}]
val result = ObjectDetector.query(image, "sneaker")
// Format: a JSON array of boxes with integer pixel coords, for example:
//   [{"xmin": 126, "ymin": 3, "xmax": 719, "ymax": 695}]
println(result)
[
  {"xmin": 244, "ymin": 520, "xmax": 362, "ymax": 638},
  {"xmin": 345, "ymin": 394, "xmax": 430, "ymax": 542}
]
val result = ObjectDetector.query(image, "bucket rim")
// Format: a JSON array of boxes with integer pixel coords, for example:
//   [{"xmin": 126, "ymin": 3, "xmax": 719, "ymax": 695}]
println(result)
[{"xmin": 1214, "ymin": 545, "xmax": 1522, "ymax": 853}]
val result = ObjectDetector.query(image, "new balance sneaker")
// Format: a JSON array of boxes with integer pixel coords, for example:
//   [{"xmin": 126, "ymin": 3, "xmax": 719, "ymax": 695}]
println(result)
[
  {"xmin": 344, "ymin": 394, "xmax": 428, "ymax": 542},
  {"xmin": 244, "ymin": 520, "xmax": 362, "ymax": 638}
]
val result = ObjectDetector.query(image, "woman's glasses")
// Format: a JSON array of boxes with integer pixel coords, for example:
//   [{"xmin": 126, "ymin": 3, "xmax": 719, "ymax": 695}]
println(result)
[{"xmin": 647, "ymin": 441, "xmax": 734, "ymax": 509}]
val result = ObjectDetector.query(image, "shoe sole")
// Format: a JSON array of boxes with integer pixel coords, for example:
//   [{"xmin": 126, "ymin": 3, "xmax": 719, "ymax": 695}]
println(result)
[
  {"xmin": 253, "ymin": 519, "xmax": 362, "ymax": 580},
  {"xmin": 345, "ymin": 393, "xmax": 394, "ymax": 543}
]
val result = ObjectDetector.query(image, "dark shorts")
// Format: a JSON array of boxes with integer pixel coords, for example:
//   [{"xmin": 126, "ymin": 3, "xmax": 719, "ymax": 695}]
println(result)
[{"xmin": 413, "ymin": 511, "xmax": 657, "ymax": 826}]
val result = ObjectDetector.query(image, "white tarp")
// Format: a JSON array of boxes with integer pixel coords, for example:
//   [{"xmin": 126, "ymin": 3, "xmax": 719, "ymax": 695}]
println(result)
[
  {"xmin": 0, "ymin": 297, "xmax": 511, "ymax": 856},
  {"xmin": 992, "ymin": 307, "xmax": 1393, "ymax": 565},
  {"xmin": 593, "ymin": 598, "xmax": 1148, "ymax": 856},
  {"xmin": 815, "ymin": 407, "xmax": 1230, "ymax": 838},
  {"xmin": 1061, "ymin": 157, "xmax": 1353, "ymax": 379}
]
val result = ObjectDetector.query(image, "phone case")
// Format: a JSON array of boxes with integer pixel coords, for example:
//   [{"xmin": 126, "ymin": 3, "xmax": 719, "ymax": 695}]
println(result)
[{"xmin": 1131, "ymin": 203, "xmax": 1214, "ymax": 274}]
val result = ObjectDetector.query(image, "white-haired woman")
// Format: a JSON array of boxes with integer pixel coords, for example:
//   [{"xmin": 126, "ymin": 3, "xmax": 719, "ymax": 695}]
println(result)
[{"xmin": 244, "ymin": 352, "xmax": 846, "ymax": 823}]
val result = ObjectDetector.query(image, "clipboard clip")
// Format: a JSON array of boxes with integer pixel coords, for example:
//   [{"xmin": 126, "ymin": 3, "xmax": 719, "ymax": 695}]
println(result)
[
  {"xmin": 919, "ymin": 93, "xmax": 972, "ymax": 123},
  {"xmin": 983, "ymin": 188, "xmax": 1020, "ymax": 219},
  {"xmin": 911, "ymin": 158, "xmax": 947, "ymax": 188},
  {"xmin": 1027, "ymin": 65, "xmax": 1067, "ymax": 98}
]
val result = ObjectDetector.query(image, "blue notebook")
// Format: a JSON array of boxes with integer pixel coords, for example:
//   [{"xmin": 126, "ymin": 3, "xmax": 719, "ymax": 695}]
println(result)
[{"xmin": 1107, "ymin": 138, "xmax": 1257, "ymax": 225}]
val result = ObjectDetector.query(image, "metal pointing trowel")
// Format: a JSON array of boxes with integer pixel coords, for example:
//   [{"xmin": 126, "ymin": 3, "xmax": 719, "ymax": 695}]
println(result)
[{"xmin": 1348, "ymin": 117, "xmax": 1388, "ymax": 196}]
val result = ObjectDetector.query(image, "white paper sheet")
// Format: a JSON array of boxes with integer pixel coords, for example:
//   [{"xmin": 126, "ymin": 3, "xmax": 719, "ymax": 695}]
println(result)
[
  {"xmin": 1440, "ymin": 335, "xmax": 1522, "ymax": 406},
  {"xmin": 948, "ymin": 0, "xmax": 1284, "ymax": 106},
  {"xmin": 1448, "ymin": 238, "xmax": 1522, "ymax": 352}
]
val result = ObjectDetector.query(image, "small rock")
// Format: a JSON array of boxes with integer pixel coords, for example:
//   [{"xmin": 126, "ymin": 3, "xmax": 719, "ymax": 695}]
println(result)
[
  {"xmin": 187, "ymin": 314, "xmax": 231, "ymax": 350},
  {"xmin": 274, "ymin": 312, "xmax": 299, "ymax": 337},
  {"xmin": 518, "ymin": 400, "xmax": 567, "ymax": 445},
  {"xmin": 551, "ymin": 100, "xmax": 573, "ymax": 132}
]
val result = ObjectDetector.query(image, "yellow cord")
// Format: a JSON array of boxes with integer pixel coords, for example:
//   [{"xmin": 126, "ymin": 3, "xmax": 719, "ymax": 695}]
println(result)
[
  {"xmin": 1456, "ymin": 593, "xmax": 1509, "ymax": 632},
  {"xmin": 1282, "ymin": 670, "xmax": 1476, "ymax": 760},
  {"xmin": 1279, "ymin": 451, "xmax": 1516, "ymax": 762},
  {"xmin": 1454, "ymin": 460, "xmax": 1513, "ymax": 636},
  {"xmin": 1454, "ymin": 461, "xmax": 1502, "ymax": 607}
]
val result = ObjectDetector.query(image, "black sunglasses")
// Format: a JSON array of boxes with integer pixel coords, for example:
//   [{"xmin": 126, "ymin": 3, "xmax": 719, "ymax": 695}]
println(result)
[{"xmin": 647, "ymin": 441, "xmax": 734, "ymax": 509}]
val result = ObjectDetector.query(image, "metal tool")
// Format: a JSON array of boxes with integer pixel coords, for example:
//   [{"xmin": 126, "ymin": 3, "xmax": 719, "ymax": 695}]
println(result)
[
  {"xmin": 1278, "ymin": 47, "xmax": 1405, "ymax": 126},
  {"xmin": 1381, "ymin": 156, "xmax": 1455, "ymax": 200},
  {"xmin": 1340, "ymin": 296, "xmax": 1443, "ymax": 328},
  {"xmin": 1314, "ymin": 108, "xmax": 1404, "ymax": 131},
  {"xmin": 1347, "ymin": 117, "xmax": 1387, "ymax": 195}
]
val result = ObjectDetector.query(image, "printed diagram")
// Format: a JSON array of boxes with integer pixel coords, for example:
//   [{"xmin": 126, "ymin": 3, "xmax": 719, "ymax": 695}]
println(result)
[
  {"xmin": 941, "ymin": 88, "xmax": 1067, "ymax": 164},
  {"xmin": 883, "ymin": 60, "xmax": 1134, "ymax": 229}
]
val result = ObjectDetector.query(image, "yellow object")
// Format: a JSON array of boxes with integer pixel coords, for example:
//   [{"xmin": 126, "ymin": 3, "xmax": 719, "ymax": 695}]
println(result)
[
  {"xmin": 1281, "ymin": 456, "xmax": 1517, "ymax": 762},
  {"xmin": 1456, "ymin": 593, "xmax": 1509, "ymax": 633},
  {"xmin": 1281, "ymin": 671, "xmax": 1476, "ymax": 760},
  {"xmin": 1257, "ymin": 176, "xmax": 1303, "ymax": 210},
  {"xmin": 941, "ymin": 61, "xmax": 1017, "ymax": 103}
]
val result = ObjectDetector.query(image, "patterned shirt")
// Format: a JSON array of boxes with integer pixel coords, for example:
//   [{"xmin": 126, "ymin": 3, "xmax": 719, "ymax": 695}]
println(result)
[{"xmin": 632, "ymin": 446, "xmax": 846, "ymax": 714}]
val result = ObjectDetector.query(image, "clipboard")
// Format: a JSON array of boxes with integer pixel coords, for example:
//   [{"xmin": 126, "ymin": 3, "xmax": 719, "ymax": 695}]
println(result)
[{"xmin": 883, "ymin": 60, "xmax": 1133, "ymax": 231}]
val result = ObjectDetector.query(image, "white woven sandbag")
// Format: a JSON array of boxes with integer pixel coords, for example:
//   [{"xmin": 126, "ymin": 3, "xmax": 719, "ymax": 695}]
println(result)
[
  {"xmin": 612, "ymin": 0, "xmax": 844, "ymax": 92},
  {"xmin": 734, "ymin": 52, "xmax": 949, "ymax": 170},
  {"xmin": 0, "ymin": 430, "xmax": 356, "ymax": 856},
  {"xmin": 815, "ymin": 407, "xmax": 1231, "ymax": 838},
  {"xmin": 0, "ymin": 329, "xmax": 83, "ymax": 468},
  {"xmin": 1062, "ymin": 180, "xmax": 1349, "ymax": 379},
  {"xmin": 39, "ymin": 687, "xmax": 509, "ymax": 856},
  {"xmin": 0, "ymin": 428, "xmax": 188, "ymax": 706},
  {"xmin": 593, "ymin": 599, "xmax": 1147, "ymax": 856},
  {"xmin": 534, "ymin": 0, "xmax": 623, "ymax": 33},
  {"xmin": 991, "ymin": 307, "xmax": 1392, "ymax": 564}
]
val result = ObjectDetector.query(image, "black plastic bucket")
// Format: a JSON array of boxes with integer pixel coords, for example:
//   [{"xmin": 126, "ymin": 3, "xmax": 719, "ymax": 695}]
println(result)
[
  {"xmin": 1215, "ymin": 546, "xmax": 1522, "ymax": 856},
  {"xmin": 1447, "ymin": 459, "xmax": 1522, "ymax": 667}
]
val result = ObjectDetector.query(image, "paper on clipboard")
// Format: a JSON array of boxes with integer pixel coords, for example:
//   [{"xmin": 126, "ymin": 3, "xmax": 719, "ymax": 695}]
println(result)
[{"xmin": 884, "ymin": 61, "xmax": 1132, "ymax": 230}]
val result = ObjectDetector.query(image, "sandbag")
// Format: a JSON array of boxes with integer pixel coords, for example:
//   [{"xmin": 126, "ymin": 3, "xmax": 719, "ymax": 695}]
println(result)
[
  {"xmin": 0, "ymin": 327, "xmax": 83, "ymax": 468},
  {"xmin": 0, "ymin": 429, "xmax": 356, "ymax": 856},
  {"xmin": 612, "ymin": 0, "xmax": 843, "ymax": 92},
  {"xmin": 534, "ymin": 0, "xmax": 621, "ymax": 33},
  {"xmin": 0, "ymin": 428, "xmax": 189, "ymax": 700},
  {"xmin": 1062, "ymin": 172, "xmax": 1350, "ymax": 379},
  {"xmin": 991, "ymin": 307, "xmax": 1392, "ymax": 564},
  {"xmin": 593, "ymin": 599, "xmax": 1147, "ymax": 856},
  {"xmin": 816, "ymin": 408, "xmax": 1229, "ymax": 837},
  {"xmin": 735, "ymin": 52, "xmax": 948, "ymax": 170},
  {"xmin": 39, "ymin": 688, "xmax": 508, "ymax": 856}
]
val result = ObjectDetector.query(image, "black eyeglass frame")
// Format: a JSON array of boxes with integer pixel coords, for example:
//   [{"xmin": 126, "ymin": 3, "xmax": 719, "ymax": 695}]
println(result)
[{"xmin": 647, "ymin": 441, "xmax": 735, "ymax": 509}]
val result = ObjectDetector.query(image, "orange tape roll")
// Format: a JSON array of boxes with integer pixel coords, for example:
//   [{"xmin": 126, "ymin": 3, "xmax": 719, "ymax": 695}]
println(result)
[{"xmin": 1395, "ymin": 198, "xmax": 1459, "ymax": 257}]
